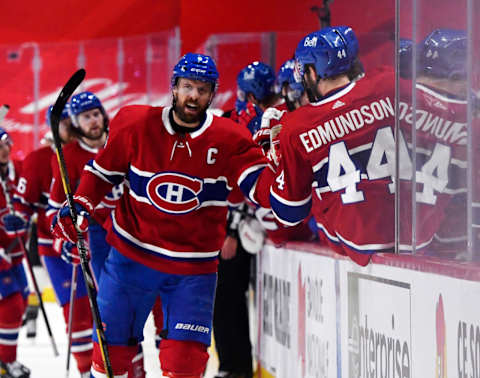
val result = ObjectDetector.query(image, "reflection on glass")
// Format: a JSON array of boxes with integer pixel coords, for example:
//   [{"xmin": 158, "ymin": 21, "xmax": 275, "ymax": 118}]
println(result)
[{"xmin": 398, "ymin": 29, "xmax": 469, "ymax": 259}]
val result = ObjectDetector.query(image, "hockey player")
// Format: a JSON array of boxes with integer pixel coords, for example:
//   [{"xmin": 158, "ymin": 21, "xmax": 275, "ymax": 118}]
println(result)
[
  {"xmin": 51, "ymin": 52, "xmax": 270, "ymax": 378},
  {"xmin": 10, "ymin": 105, "xmax": 96, "ymax": 376},
  {"xmin": 236, "ymin": 61, "xmax": 281, "ymax": 134},
  {"xmin": 47, "ymin": 93, "xmax": 148, "ymax": 377},
  {"xmin": 398, "ymin": 29, "xmax": 471, "ymax": 255},
  {"xmin": 0, "ymin": 128, "xmax": 30, "ymax": 377},
  {"xmin": 267, "ymin": 26, "xmax": 396, "ymax": 266}
]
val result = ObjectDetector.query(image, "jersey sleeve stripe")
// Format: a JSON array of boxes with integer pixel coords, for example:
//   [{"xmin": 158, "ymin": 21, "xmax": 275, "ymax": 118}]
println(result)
[
  {"xmin": 270, "ymin": 188, "xmax": 312, "ymax": 206},
  {"xmin": 270, "ymin": 191, "xmax": 311, "ymax": 226},
  {"xmin": 111, "ymin": 212, "xmax": 220, "ymax": 259},
  {"xmin": 85, "ymin": 161, "xmax": 124, "ymax": 185},
  {"xmin": 237, "ymin": 164, "xmax": 267, "ymax": 204}
]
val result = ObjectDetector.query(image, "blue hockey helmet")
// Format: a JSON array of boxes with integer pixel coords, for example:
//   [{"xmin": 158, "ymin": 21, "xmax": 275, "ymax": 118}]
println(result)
[
  {"xmin": 171, "ymin": 53, "xmax": 219, "ymax": 91},
  {"xmin": 237, "ymin": 61, "xmax": 276, "ymax": 101},
  {"xmin": 419, "ymin": 29, "xmax": 467, "ymax": 80},
  {"xmin": 45, "ymin": 103, "xmax": 70, "ymax": 128},
  {"xmin": 275, "ymin": 59, "xmax": 296, "ymax": 93},
  {"xmin": 294, "ymin": 26, "xmax": 359, "ymax": 81},
  {"xmin": 0, "ymin": 128, "xmax": 12, "ymax": 146},
  {"xmin": 69, "ymin": 91, "xmax": 108, "ymax": 129},
  {"xmin": 276, "ymin": 59, "xmax": 304, "ymax": 100},
  {"xmin": 399, "ymin": 38, "xmax": 414, "ymax": 78}
]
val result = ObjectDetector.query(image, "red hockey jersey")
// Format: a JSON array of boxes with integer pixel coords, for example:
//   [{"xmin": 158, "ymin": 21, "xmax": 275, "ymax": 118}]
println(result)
[
  {"xmin": 75, "ymin": 105, "xmax": 269, "ymax": 275},
  {"xmin": 48, "ymin": 139, "xmax": 120, "ymax": 227},
  {"xmin": 0, "ymin": 160, "xmax": 24, "ymax": 269},
  {"xmin": 270, "ymin": 68, "xmax": 396, "ymax": 266},
  {"xmin": 398, "ymin": 81, "xmax": 469, "ymax": 252},
  {"xmin": 14, "ymin": 146, "xmax": 56, "ymax": 256}
]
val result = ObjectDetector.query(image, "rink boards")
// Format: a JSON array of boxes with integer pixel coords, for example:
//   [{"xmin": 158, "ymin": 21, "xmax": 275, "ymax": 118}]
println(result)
[{"xmin": 256, "ymin": 242, "xmax": 480, "ymax": 378}]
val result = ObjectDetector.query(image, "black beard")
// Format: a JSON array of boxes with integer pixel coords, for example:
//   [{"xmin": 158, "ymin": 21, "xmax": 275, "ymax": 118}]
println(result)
[
  {"xmin": 303, "ymin": 76, "xmax": 321, "ymax": 103},
  {"xmin": 173, "ymin": 95, "xmax": 208, "ymax": 124}
]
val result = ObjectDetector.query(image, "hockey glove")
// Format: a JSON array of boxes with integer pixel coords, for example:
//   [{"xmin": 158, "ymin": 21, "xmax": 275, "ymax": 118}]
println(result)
[
  {"xmin": 3, "ymin": 213, "xmax": 28, "ymax": 236},
  {"xmin": 252, "ymin": 128, "xmax": 271, "ymax": 153},
  {"xmin": 267, "ymin": 124, "xmax": 282, "ymax": 168},
  {"xmin": 51, "ymin": 196, "xmax": 93, "ymax": 243},
  {"xmin": 53, "ymin": 239, "xmax": 84, "ymax": 265},
  {"xmin": 260, "ymin": 107, "xmax": 286, "ymax": 130},
  {"xmin": 237, "ymin": 102, "xmax": 260, "ymax": 129}
]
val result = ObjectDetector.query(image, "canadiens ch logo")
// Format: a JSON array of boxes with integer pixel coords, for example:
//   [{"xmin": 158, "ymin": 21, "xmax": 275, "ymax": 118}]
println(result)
[{"xmin": 146, "ymin": 172, "xmax": 203, "ymax": 214}]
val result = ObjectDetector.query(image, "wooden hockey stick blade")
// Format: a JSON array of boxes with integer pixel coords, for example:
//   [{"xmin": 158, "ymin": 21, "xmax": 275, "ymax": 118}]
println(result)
[
  {"xmin": 0, "ymin": 104, "xmax": 10, "ymax": 125},
  {"xmin": 49, "ymin": 69, "xmax": 85, "ymax": 144}
]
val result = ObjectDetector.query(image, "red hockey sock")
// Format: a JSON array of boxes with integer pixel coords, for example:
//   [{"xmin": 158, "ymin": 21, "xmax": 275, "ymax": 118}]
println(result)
[
  {"xmin": 159, "ymin": 339, "xmax": 208, "ymax": 376},
  {"xmin": 92, "ymin": 343, "xmax": 137, "ymax": 376},
  {"xmin": 127, "ymin": 344, "xmax": 145, "ymax": 378},
  {"xmin": 0, "ymin": 292, "xmax": 26, "ymax": 363},
  {"xmin": 62, "ymin": 296, "xmax": 93, "ymax": 373}
]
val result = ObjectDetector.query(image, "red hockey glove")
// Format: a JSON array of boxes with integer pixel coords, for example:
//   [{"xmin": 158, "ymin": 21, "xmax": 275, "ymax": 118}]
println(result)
[
  {"xmin": 51, "ymin": 196, "xmax": 94, "ymax": 243},
  {"xmin": 237, "ymin": 102, "xmax": 259, "ymax": 128},
  {"xmin": 252, "ymin": 128, "xmax": 271, "ymax": 153}
]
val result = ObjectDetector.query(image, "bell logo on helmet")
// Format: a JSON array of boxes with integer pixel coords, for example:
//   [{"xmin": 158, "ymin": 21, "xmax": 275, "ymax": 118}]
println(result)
[
  {"xmin": 304, "ymin": 36, "xmax": 318, "ymax": 47},
  {"xmin": 146, "ymin": 172, "xmax": 203, "ymax": 214},
  {"xmin": 243, "ymin": 70, "xmax": 255, "ymax": 80}
]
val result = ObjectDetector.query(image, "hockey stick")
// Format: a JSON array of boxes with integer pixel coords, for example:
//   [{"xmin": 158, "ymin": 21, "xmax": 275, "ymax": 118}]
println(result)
[
  {"xmin": 49, "ymin": 69, "xmax": 114, "ymax": 378},
  {"xmin": 65, "ymin": 264, "xmax": 78, "ymax": 378},
  {"xmin": 0, "ymin": 173, "xmax": 59, "ymax": 357}
]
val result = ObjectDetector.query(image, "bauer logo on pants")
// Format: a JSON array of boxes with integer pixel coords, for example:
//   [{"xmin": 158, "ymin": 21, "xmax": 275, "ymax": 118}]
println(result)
[{"xmin": 174, "ymin": 323, "xmax": 209, "ymax": 334}]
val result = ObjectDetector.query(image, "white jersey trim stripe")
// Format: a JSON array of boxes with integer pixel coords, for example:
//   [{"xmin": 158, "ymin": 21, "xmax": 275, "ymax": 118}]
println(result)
[
  {"xmin": 237, "ymin": 164, "xmax": 268, "ymax": 187},
  {"xmin": 416, "ymin": 83, "xmax": 468, "ymax": 104},
  {"xmin": 78, "ymin": 140, "xmax": 100, "ymax": 154},
  {"xmin": 311, "ymin": 82, "xmax": 356, "ymax": 107},
  {"xmin": 48, "ymin": 198, "xmax": 64, "ymax": 209},
  {"xmin": 92, "ymin": 161, "xmax": 125, "ymax": 176},
  {"xmin": 85, "ymin": 165, "xmax": 112, "ymax": 185},
  {"xmin": 270, "ymin": 188, "xmax": 312, "ymax": 206},
  {"xmin": 130, "ymin": 164, "xmax": 155, "ymax": 177},
  {"xmin": 112, "ymin": 213, "xmax": 220, "ymax": 258}
]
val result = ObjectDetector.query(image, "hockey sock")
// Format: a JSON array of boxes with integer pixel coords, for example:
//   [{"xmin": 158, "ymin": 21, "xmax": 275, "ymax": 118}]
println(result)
[
  {"xmin": 0, "ymin": 292, "xmax": 26, "ymax": 363},
  {"xmin": 127, "ymin": 344, "xmax": 145, "ymax": 378},
  {"xmin": 159, "ymin": 339, "xmax": 208, "ymax": 376},
  {"xmin": 62, "ymin": 296, "xmax": 93, "ymax": 373},
  {"xmin": 92, "ymin": 343, "xmax": 137, "ymax": 376}
]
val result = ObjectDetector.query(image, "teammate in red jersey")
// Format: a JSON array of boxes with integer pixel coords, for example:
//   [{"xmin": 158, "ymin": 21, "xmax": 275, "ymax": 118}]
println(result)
[
  {"xmin": 52, "ymin": 52, "xmax": 269, "ymax": 378},
  {"xmin": 0, "ymin": 128, "xmax": 30, "ymax": 377},
  {"xmin": 9, "ymin": 106, "xmax": 91, "ymax": 376},
  {"xmin": 268, "ymin": 26, "xmax": 396, "ymax": 266},
  {"xmin": 47, "ymin": 93, "xmax": 150, "ymax": 377}
]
